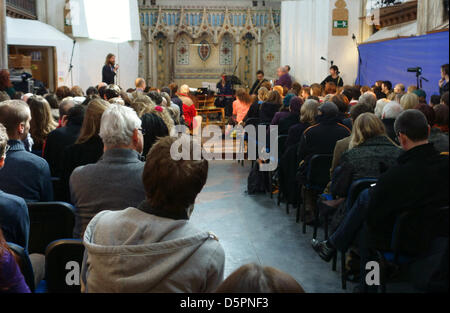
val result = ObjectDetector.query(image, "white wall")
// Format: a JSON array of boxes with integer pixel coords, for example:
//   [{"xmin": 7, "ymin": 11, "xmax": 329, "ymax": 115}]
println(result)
[
  {"xmin": 326, "ymin": 0, "xmax": 361, "ymax": 86},
  {"xmin": 75, "ymin": 39, "xmax": 140, "ymax": 91},
  {"xmin": 281, "ymin": 0, "xmax": 362, "ymax": 86}
]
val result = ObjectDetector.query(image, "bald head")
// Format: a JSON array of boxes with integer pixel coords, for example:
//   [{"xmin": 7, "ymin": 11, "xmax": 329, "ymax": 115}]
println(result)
[{"xmin": 135, "ymin": 78, "xmax": 146, "ymax": 90}]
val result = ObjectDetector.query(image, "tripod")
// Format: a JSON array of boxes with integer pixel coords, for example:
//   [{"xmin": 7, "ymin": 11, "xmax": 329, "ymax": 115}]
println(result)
[
  {"xmin": 68, "ymin": 39, "xmax": 76, "ymax": 87},
  {"xmin": 416, "ymin": 71, "xmax": 429, "ymax": 89}
]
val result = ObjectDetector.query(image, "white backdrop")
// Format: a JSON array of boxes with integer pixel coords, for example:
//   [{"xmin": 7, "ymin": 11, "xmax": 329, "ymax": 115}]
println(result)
[
  {"xmin": 281, "ymin": 0, "xmax": 361, "ymax": 86},
  {"xmin": 281, "ymin": 0, "xmax": 331, "ymax": 85}
]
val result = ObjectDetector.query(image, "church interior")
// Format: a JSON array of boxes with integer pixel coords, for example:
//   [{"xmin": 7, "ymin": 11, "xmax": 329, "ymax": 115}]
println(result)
[{"xmin": 0, "ymin": 0, "xmax": 449, "ymax": 302}]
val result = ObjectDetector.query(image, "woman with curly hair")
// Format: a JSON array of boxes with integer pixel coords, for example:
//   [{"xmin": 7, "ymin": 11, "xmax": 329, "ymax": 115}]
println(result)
[{"xmin": 27, "ymin": 96, "xmax": 58, "ymax": 154}]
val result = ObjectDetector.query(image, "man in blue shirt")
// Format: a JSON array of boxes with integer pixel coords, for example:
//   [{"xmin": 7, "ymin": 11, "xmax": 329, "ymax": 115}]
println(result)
[
  {"xmin": 0, "ymin": 123, "xmax": 29, "ymax": 250},
  {"xmin": 0, "ymin": 100, "xmax": 53, "ymax": 202}
]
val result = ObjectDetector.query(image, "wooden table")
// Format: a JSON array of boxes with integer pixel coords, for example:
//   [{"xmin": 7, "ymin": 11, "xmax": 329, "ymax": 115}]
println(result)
[{"xmin": 197, "ymin": 107, "xmax": 226, "ymax": 127}]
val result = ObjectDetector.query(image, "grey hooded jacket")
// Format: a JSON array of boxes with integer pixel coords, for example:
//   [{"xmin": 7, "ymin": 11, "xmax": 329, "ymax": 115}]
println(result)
[{"xmin": 81, "ymin": 206, "xmax": 225, "ymax": 293}]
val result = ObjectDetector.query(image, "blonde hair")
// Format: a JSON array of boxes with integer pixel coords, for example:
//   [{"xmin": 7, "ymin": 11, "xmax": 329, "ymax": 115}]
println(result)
[
  {"xmin": 349, "ymin": 113, "xmax": 386, "ymax": 149},
  {"xmin": 258, "ymin": 87, "xmax": 269, "ymax": 102},
  {"xmin": 179, "ymin": 84, "xmax": 190, "ymax": 94},
  {"xmin": 76, "ymin": 98, "xmax": 109, "ymax": 144},
  {"xmin": 300, "ymin": 99, "xmax": 319, "ymax": 124},
  {"xmin": 28, "ymin": 96, "xmax": 58, "ymax": 147},
  {"xmin": 273, "ymin": 85, "xmax": 284, "ymax": 99},
  {"xmin": 150, "ymin": 106, "xmax": 174, "ymax": 135},
  {"xmin": 400, "ymin": 93, "xmax": 419, "ymax": 110},
  {"xmin": 131, "ymin": 95, "xmax": 155, "ymax": 117}
]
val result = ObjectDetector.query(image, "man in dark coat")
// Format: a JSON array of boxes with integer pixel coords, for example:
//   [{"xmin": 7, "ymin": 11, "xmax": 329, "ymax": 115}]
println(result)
[
  {"xmin": 297, "ymin": 102, "xmax": 351, "ymax": 170},
  {"xmin": 312, "ymin": 110, "xmax": 449, "ymax": 290},
  {"xmin": 44, "ymin": 105, "xmax": 85, "ymax": 177},
  {"xmin": 249, "ymin": 70, "xmax": 269, "ymax": 95}
]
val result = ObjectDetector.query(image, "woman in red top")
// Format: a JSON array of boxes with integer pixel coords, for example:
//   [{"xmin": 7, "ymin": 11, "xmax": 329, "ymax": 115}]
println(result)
[{"xmin": 178, "ymin": 85, "xmax": 198, "ymax": 130}]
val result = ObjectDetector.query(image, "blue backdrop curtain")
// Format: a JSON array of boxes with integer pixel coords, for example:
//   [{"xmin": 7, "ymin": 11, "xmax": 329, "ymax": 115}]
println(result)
[{"xmin": 356, "ymin": 31, "xmax": 449, "ymax": 99}]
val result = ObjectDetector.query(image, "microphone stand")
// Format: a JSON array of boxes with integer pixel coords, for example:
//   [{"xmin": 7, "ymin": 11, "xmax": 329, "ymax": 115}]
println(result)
[{"xmin": 68, "ymin": 39, "xmax": 76, "ymax": 87}]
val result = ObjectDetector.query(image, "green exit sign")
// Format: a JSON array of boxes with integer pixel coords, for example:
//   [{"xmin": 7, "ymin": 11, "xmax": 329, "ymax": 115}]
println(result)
[{"xmin": 334, "ymin": 20, "xmax": 348, "ymax": 28}]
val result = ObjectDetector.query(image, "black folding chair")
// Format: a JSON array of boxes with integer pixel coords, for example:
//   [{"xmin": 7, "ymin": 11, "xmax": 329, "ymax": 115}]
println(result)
[
  {"xmin": 45, "ymin": 239, "xmax": 85, "ymax": 293},
  {"xmin": 275, "ymin": 135, "xmax": 289, "ymax": 212},
  {"xmin": 333, "ymin": 178, "xmax": 378, "ymax": 289},
  {"xmin": 27, "ymin": 202, "xmax": 76, "ymax": 254},
  {"xmin": 374, "ymin": 206, "xmax": 449, "ymax": 293},
  {"xmin": 7, "ymin": 242, "xmax": 35, "ymax": 292},
  {"xmin": 298, "ymin": 154, "xmax": 333, "ymax": 232}
]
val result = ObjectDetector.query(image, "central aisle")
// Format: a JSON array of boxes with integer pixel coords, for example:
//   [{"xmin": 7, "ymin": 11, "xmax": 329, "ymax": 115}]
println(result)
[{"xmin": 190, "ymin": 160, "xmax": 352, "ymax": 293}]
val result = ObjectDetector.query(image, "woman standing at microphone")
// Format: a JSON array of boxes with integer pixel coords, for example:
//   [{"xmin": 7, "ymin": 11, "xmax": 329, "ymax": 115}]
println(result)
[{"xmin": 102, "ymin": 53, "xmax": 119, "ymax": 85}]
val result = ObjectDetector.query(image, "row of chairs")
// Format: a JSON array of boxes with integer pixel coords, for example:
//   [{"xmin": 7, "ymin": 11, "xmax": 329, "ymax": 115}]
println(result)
[
  {"xmin": 8, "ymin": 202, "xmax": 85, "ymax": 293},
  {"xmin": 278, "ymin": 154, "xmax": 449, "ymax": 292}
]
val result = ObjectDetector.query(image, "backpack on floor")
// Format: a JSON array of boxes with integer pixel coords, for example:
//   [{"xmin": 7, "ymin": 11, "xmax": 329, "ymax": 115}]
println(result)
[{"xmin": 247, "ymin": 162, "xmax": 270, "ymax": 195}]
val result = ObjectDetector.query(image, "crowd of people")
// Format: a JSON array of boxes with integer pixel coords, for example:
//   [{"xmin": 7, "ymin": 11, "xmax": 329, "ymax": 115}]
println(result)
[{"xmin": 0, "ymin": 61, "xmax": 448, "ymax": 293}]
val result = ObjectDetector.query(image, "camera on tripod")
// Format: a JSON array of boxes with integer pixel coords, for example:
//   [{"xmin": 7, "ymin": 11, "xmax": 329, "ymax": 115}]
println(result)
[{"xmin": 407, "ymin": 67, "xmax": 422, "ymax": 74}]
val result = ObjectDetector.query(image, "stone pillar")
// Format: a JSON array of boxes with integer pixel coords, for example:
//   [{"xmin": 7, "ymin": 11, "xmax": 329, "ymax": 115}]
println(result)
[
  {"xmin": 152, "ymin": 38, "xmax": 157, "ymax": 87},
  {"xmin": 0, "ymin": 0, "xmax": 7, "ymax": 70},
  {"xmin": 234, "ymin": 37, "xmax": 241, "ymax": 78},
  {"xmin": 168, "ymin": 40, "xmax": 175, "ymax": 83}
]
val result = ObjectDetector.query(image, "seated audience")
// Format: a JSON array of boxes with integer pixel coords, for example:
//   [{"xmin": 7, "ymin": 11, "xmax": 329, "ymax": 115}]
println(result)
[
  {"xmin": 45, "ymin": 94, "xmax": 59, "ymax": 121},
  {"xmin": 271, "ymin": 94, "xmax": 295, "ymax": 126},
  {"xmin": 413, "ymin": 89, "xmax": 427, "ymax": 104},
  {"xmin": 430, "ymin": 95, "xmax": 441, "ymax": 108},
  {"xmin": 27, "ymin": 96, "xmax": 58, "ymax": 153},
  {"xmin": 286, "ymin": 99, "xmax": 319, "ymax": 147},
  {"xmin": 433, "ymin": 104, "xmax": 449, "ymax": 133},
  {"xmin": 44, "ymin": 105, "xmax": 85, "ymax": 177},
  {"xmin": 278, "ymin": 96, "xmax": 304, "ymax": 135},
  {"xmin": 0, "ymin": 124, "xmax": 29, "ymax": 250},
  {"xmin": 0, "ymin": 228, "xmax": 30, "ymax": 293},
  {"xmin": 135, "ymin": 78, "xmax": 146, "ymax": 93},
  {"xmin": 71, "ymin": 86, "xmax": 84, "ymax": 97},
  {"xmin": 381, "ymin": 101, "xmax": 403, "ymax": 144},
  {"xmin": 168, "ymin": 83, "xmax": 184, "ymax": 118},
  {"xmin": 178, "ymin": 84, "xmax": 200, "ymax": 131},
  {"xmin": 374, "ymin": 98, "xmax": 390, "ymax": 119},
  {"xmin": 274, "ymin": 66, "xmax": 292, "ymax": 89},
  {"xmin": 70, "ymin": 104, "xmax": 146, "ymax": 238},
  {"xmin": 60, "ymin": 98, "xmax": 109, "ymax": 202},
  {"xmin": 0, "ymin": 100, "xmax": 53, "ymax": 202},
  {"xmin": 393, "ymin": 83, "xmax": 405, "ymax": 95},
  {"xmin": 259, "ymin": 90, "xmax": 282, "ymax": 124},
  {"xmin": 300, "ymin": 87, "xmax": 311, "ymax": 101},
  {"xmin": 297, "ymin": 102, "xmax": 351, "ymax": 220},
  {"xmin": 243, "ymin": 87, "xmax": 269, "ymax": 125},
  {"xmin": 415, "ymin": 103, "xmax": 448, "ymax": 153},
  {"xmin": 56, "ymin": 86, "xmax": 71, "ymax": 103},
  {"xmin": 86, "ymin": 87, "xmax": 99, "ymax": 97},
  {"xmin": 215, "ymin": 263, "xmax": 304, "ymax": 293},
  {"xmin": 358, "ymin": 92, "xmax": 377, "ymax": 110},
  {"xmin": 312, "ymin": 110, "xmax": 448, "ymax": 290},
  {"xmin": 381, "ymin": 81, "xmax": 393, "ymax": 99},
  {"xmin": 81, "ymin": 135, "xmax": 225, "ymax": 293},
  {"xmin": 331, "ymin": 94, "xmax": 352, "ymax": 130},
  {"xmin": 328, "ymin": 103, "xmax": 374, "ymax": 179},
  {"xmin": 232, "ymin": 88, "xmax": 252, "ymax": 125},
  {"xmin": 400, "ymin": 92, "xmax": 419, "ymax": 110},
  {"xmin": 322, "ymin": 113, "xmax": 401, "ymax": 212},
  {"xmin": 441, "ymin": 91, "xmax": 449, "ymax": 106}
]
